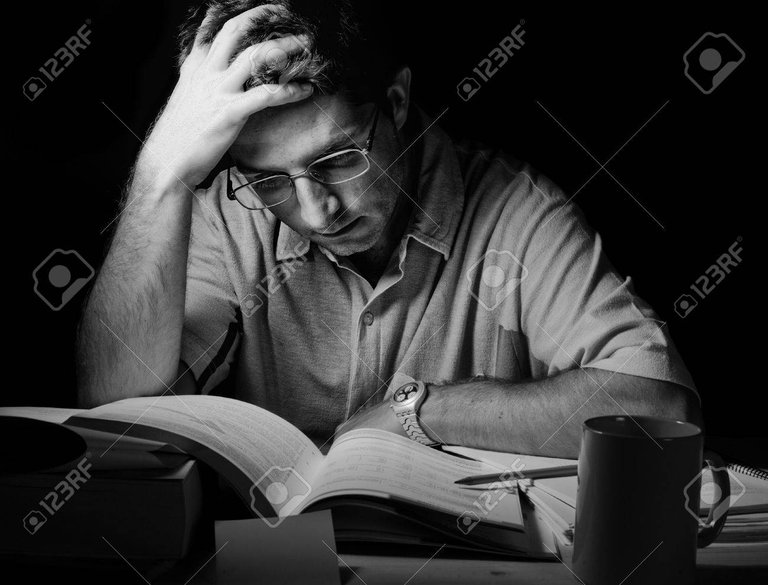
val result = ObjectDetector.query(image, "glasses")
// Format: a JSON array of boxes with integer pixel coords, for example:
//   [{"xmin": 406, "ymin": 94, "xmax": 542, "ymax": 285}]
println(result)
[{"xmin": 227, "ymin": 107, "xmax": 380, "ymax": 210}]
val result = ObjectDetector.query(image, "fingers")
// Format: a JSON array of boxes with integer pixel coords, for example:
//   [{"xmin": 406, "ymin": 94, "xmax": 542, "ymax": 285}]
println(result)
[
  {"xmin": 230, "ymin": 82, "xmax": 314, "ymax": 120},
  {"xmin": 205, "ymin": 4, "xmax": 289, "ymax": 70},
  {"xmin": 226, "ymin": 34, "xmax": 311, "ymax": 88},
  {"xmin": 192, "ymin": 7, "xmax": 217, "ymax": 49},
  {"xmin": 182, "ymin": 8, "xmax": 219, "ymax": 70}
]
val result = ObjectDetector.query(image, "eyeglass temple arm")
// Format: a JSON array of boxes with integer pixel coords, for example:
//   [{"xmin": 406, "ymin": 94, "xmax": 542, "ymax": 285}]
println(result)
[
  {"xmin": 364, "ymin": 108, "xmax": 380, "ymax": 153},
  {"xmin": 226, "ymin": 167, "xmax": 236, "ymax": 200}
]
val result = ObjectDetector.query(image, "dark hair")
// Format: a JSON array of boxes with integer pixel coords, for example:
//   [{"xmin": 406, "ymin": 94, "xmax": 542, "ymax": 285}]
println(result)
[{"xmin": 177, "ymin": 0, "xmax": 405, "ymax": 105}]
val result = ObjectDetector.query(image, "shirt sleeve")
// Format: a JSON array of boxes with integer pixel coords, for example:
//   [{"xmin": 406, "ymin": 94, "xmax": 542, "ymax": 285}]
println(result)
[
  {"xmin": 517, "ymin": 176, "xmax": 698, "ymax": 401},
  {"xmin": 180, "ymin": 191, "xmax": 241, "ymax": 394}
]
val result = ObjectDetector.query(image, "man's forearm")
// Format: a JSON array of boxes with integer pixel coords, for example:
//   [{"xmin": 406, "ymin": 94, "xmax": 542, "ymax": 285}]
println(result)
[
  {"xmin": 76, "ymin": 173, "xmax": 192, "ymax": 407},
  {"xmin": 420, "ymin": 369, "xmax": 702, "ymax": 458}
]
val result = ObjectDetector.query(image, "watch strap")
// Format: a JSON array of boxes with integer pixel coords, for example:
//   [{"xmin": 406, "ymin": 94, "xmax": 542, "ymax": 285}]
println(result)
[{"xmin": 394, "ymin": 409, "xmax": 439, "ymax": 446}]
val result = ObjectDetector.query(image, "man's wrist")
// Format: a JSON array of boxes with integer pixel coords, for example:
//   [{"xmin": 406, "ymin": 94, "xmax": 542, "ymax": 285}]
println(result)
[
  {"xmin": 417, "ymin": 383, "xmax": 444, "ymax": 445},
  {"xmin": 130, "ymin": 164, "xmax": 188, "ymax": 200},
  {"xmin": 417, "ymin": 379, "xmax": 491, "ymax": 447}
]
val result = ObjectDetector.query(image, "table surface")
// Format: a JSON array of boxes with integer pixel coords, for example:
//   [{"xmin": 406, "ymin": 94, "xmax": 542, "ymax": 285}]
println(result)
[
  {"xmin": 337, "ymin": 542, "xmax": 768, "ymax": 585},
  {"xmin": 9, "ymin": 542, "xmax": 768, "ymax": 585},
  {"xmin": 7, "ymin": 436, "xmax": 768, "ymax": 584}
]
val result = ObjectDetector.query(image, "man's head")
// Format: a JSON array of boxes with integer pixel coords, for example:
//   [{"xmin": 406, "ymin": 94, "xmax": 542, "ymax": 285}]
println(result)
[{"xmin": 178, "ymin": 1, "xmax": 415, "ymax": 257}]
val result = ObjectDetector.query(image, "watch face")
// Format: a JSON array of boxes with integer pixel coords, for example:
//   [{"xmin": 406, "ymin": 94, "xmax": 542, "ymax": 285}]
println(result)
[{"xmin": 393, "ymin": 383, "xmax": 419, "ymax": 404}]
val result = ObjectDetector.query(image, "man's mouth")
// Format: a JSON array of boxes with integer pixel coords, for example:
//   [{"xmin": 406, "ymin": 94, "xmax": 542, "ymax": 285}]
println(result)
[{"xmin": 321, "ymin": 217, "xmax": 362, "ymax": 238}]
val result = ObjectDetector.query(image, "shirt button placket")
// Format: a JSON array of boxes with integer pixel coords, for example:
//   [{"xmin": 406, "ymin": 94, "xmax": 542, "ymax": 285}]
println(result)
[{"xmin": 354, "ymin": 307, "xmax": 381, "ymax": 414}]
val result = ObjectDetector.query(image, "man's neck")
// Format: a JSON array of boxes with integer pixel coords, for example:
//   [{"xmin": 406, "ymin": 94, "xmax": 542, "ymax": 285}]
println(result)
[{"xmin": 349, "ymin": 193, "xmax": 414, "ymax": 288}]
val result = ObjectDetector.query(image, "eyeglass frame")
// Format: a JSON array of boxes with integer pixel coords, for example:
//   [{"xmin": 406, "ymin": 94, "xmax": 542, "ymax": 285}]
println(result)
[{"xmin": 226, "ymin": 106, "xmax": 381, "ymax": 210}]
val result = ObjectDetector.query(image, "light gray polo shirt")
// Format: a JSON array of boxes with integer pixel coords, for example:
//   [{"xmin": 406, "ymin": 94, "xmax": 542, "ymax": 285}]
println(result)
[{"xmin": 181, "ymin": 110, "xmax": 696, "ymax": 443}]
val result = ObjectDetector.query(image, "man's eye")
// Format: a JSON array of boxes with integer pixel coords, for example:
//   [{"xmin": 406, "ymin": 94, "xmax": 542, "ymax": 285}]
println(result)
[
  {"xmin": 317, "ymin": 151, "xmax": 359, "ymax": 168},
  {"xmin": 255, "ymin": 177, "xmax": 286, "ymax": 190}
]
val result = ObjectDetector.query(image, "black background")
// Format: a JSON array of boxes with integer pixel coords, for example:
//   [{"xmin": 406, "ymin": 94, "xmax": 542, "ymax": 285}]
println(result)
[{"xmin": 8, "ymin": 3, "xmax": 762, "ymax": 438}]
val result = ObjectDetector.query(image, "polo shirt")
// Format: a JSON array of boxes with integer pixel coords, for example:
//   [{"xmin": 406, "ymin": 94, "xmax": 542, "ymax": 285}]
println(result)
[{"xmin": 181, "ymin": 109, "xmax": 696, "ymax": 443}]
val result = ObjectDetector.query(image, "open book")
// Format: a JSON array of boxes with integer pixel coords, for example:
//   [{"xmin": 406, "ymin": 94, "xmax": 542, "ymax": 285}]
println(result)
[{"xmin": 48, "ymin": 395, "xmax": 548, "ymax": 556}]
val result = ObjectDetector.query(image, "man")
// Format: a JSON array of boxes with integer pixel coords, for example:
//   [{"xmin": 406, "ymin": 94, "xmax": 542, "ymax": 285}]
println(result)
[{"xmin": 77, "ymin": 1, "xmax": 700, "ymax": 458}]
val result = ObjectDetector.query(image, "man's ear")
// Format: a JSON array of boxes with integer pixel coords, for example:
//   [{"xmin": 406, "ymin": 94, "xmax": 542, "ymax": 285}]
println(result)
[{"xmin": 386, "ymin": 66, "xmax": 412, "ymax": 132}]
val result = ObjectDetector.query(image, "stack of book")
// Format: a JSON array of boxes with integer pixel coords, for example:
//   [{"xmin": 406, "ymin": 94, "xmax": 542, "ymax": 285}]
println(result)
[{"xmin": 0, "ymin": 410, "xmax": 206, "ymax": 564}]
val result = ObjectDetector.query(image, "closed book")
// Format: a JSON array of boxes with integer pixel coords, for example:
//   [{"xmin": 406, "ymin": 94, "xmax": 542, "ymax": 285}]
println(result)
[{"xmin": 0, "ymin": 459, "xmax": 203, "ymax": 561}]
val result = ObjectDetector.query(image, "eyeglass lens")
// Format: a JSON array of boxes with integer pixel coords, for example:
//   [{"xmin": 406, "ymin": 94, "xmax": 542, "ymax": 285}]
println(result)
[{"xmin": 233, "ymin": 149, "xmax": 371, "ymax": 210}]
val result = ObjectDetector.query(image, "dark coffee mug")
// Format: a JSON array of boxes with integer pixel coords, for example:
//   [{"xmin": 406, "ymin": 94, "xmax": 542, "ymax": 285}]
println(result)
[{"xmin": 572, "ymin": 416, "xmax": 729, "ymax": 585}]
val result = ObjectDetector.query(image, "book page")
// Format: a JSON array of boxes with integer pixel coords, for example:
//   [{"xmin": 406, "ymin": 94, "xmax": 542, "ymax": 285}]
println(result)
[
  {"xmin": 67, "ymin": 395, "xmax": 323, "ymax": 508},
  {"xmin": 443, "ymin": 445, "xmax": 576, "ymax": 473},
  {"xmin": 532, "ymin": 477, "xmax": 577, "ymax": 508},
  {"xmin": 523, "ymin": 485, "xmax": 575, "ymax": 532},
  {"xmin": 302, "ymin": 429, "xmax": 523, "ymax": 529},
  {"xmin": 0, "ymin": 406, "xmax": 84, "ymax": 424}
]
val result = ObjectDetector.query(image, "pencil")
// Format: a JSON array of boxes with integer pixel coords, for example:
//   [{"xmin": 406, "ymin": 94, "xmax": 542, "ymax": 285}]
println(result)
[{"xmin": 454, "ymin": 464, "xmax": 578, "ymax": 485}]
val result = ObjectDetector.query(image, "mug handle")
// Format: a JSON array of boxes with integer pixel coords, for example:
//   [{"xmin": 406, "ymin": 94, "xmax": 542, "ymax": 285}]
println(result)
[{"xmin": 697, "ymin": 449, "xmax": 731, "ymax": 548}]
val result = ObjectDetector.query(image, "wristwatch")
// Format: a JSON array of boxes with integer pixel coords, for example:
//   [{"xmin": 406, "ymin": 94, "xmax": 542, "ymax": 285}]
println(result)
[{"xmin": 390, "ymin": 381, "xmax": 440, "ymax": 447}]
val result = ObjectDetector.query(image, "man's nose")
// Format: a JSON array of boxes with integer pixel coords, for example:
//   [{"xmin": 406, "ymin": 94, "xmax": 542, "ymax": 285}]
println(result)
[{"xmin": 294, "ymin": 177, "xmax": 341, "ymax": 231}]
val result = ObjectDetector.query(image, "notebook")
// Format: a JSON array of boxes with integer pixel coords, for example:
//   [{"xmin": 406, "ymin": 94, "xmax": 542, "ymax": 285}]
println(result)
[{"xmin": 701, "ymin": 465, "xmax": 768, "ymax": 515}]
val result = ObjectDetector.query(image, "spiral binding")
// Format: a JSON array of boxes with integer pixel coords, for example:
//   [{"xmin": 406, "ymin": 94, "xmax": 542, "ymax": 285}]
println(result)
[{"xmin": 728, "ymin": 463, "xmax": 768, "ymax": 482}]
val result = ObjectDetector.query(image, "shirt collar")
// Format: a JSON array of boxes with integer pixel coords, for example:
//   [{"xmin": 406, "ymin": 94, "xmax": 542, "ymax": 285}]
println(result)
[{"xmin": 276, "ymin": 106, "xmax": 464, "ymax": 262}]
